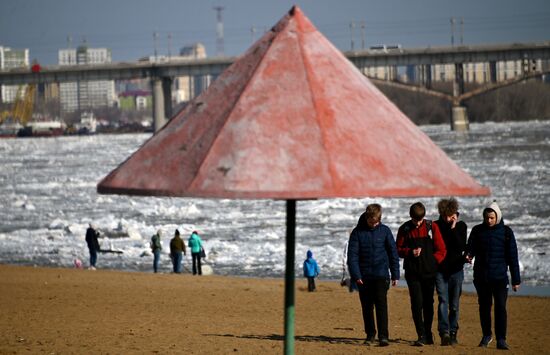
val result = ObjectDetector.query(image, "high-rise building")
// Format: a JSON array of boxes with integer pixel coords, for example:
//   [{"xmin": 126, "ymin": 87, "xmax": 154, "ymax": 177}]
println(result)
[
  {"xmin": 58, "ymin": 45, "xmax": 115, "ymax": 112},
  {"xmin": 0, "ymin": 46, "xmax": 29, "ymax": 103},
  {"xmin": 174, "ymin": 43, "xmax": 210, "ymax": 103}
]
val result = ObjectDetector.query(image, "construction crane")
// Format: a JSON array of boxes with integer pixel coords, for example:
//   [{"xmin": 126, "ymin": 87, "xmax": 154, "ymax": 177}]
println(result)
[
  {"xmin": 0, "ymin": 62, "xmax": 40, "ymax": 126},
  {"xmin": 0, "ymin": 84, "xmax": 36, "ymax": 126},
  {"xmin": 12, "ymin": 84, "xmax": 36, "ymax": 125}
]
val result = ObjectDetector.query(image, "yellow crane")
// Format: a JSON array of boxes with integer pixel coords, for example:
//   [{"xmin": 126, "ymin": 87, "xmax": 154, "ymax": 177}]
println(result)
[{"xmin": 12, "ymin": 84, "xmax": 36, "ymax": 125}]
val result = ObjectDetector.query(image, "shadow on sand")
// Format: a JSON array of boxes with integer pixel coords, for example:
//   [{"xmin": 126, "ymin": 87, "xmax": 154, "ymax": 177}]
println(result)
[{"xmin": 205, "ymin": 333, "xmax": 413, "ymax": 346}]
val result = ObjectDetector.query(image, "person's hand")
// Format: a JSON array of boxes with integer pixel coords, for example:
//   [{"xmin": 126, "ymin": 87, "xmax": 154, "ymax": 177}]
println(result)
[
  {"xmin": 412, "ymin": 248, "xmax": 422, "ymax": 258},
  {"xmin": 512, "ymin": 284, "xmax": 520, "ymax": 292},
  {"xmin": 449, "ymin": 214, "xmax": 458, "ymax": 229},
  {"xmin": 391, "ymin": 279, "xmax": 398, "ymax": 287},
  {"xmin": 356, "ymin": 279, "xmax": 364, "ymax": 285}
]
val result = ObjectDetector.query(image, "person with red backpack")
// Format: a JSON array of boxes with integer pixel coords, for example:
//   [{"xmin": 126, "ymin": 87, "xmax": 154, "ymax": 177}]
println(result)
[{"xmin": 396, "ymin": 202, "xmax": 446, "ymax": 347}]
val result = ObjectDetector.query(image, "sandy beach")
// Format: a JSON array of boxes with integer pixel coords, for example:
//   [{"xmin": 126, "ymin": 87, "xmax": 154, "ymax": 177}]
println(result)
[{"xmin": 1, "ymin": 264, "xmax": 548, "ymax": 354}]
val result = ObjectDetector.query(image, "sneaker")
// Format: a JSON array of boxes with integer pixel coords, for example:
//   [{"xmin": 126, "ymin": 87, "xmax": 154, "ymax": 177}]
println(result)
[
  {"xmin": 450, "ymin": 332, "xmax": 458, "ymax": 345},
  {"xmin": 441, "ymin": 333, "xmax": 451, "ymax": 346},
  {"xmin": 479, "ymin": 335, "xmax": 493, "ymax": 347},
  {"xmin": 413, "ymin": 337, "xmax": 425, "ymax": 347},
  {"xmin": 379, "ymin": 338, "xmax": 390, "ymax": 347},
  {"xmin": 425, "ymin": 334, "xmax": 434, "ymax": 345},
  {"xmin": 363, "ymin": 335, "xmax": 375, "ymax": 345},
  {"xmin": 496, "ymin": 339, "xmax": 509, "ymax": 350},
  {"xmin": 88, "ymin": 266, "xmax": 96, "ymax": 270}
]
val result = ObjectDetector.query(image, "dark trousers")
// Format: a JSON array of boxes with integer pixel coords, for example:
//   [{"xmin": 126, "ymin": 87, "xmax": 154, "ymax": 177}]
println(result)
[
  {"xmin": 89, "ymin": 249, "xmax": 97, "ymax": 267},
  {"xmin": 307, "ymin": 277, "xmax": 316, "ymax": 292},
  {"xmin": 406, "ymin": 275, "xmax": 435, "ymax": 340},
  {"xmin": 358, "ymin": 279, "xmax": 390, "ymax": 340},
  {"xmin": 191, "ymin": 252, "xmax": 202, "ymax": 275},
  {"xmin": 474, "ymin": 279, "xmax": 508, "ymax": 340}
]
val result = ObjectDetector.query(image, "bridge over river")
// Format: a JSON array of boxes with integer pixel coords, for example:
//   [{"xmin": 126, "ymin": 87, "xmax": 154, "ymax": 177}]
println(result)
[{"xmin": 1, "ymin": 41, "xmax": 549, "ymax": 131}]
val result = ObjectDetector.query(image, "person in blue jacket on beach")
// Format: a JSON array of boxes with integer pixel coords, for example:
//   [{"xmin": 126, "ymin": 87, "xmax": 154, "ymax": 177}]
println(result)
[
  {"xmin": 303, "ymin": 250, "xmax": 320, "ymax": 292},
  {"xmin": 348, "ymin": 203, "xmax": 400, "ymax": 347}
]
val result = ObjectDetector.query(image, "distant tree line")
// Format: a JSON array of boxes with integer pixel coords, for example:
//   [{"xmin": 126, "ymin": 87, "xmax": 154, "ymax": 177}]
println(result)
[{"xmin": 377, "ymin": 81, "xmax": 550, "ymax": 125}]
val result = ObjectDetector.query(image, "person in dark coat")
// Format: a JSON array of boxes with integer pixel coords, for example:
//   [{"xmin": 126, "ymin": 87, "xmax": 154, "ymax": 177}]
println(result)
[
  {"xmin": 466, "ymin": 201, "xmax": 521, "ymax": 350},
  {"xmin": 396, "ymin": 202, "xmax": 446, "ymax": 347},
  {"xmin": 434, "ymin": 198, "xmax": 467, "ymax": 346},
  {"xmin": 85, "ymin": 223, "xmax": 100, "ymax": 270},
  {"xmin": 170, "ymin": 229, "xmax": 186, "ymax": 273},
  {"xmin": 347, "ymin": 203, "xmax": 400, "ymax": 347}
]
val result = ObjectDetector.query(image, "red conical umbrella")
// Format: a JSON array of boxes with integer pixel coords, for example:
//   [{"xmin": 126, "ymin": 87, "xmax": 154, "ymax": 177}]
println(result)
[{"xmin": 98, "ymin": 6, "xmax": 489, "ymax": 354}]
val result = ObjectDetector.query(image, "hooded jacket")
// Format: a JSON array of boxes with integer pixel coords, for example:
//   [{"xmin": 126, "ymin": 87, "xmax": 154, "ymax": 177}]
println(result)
[
  {"xmin": 466, "ymin": 202, "xmax": 521, "ymax": 285},
  {"xmin": 188, "ymin": 232, "xmax": 203, "ymax": 254},
  {"xmin": 347, "ymin": 216, "xmax": 400, "ymax": 281},
  {"xmin": 303, "ymin": 250, "xmax": 320, "ymax": 278}
]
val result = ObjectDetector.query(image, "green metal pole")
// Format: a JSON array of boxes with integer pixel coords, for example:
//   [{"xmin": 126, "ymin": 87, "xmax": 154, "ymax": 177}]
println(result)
[{"xmin": 284, "ymin": 199, "xmax": 296, "ymax": 355}]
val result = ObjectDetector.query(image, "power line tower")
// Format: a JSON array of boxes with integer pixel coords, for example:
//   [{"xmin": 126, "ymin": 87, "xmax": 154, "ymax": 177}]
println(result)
[{"xmin": 213, "ymin": 6, "xmax": 225, "ymax": 57}]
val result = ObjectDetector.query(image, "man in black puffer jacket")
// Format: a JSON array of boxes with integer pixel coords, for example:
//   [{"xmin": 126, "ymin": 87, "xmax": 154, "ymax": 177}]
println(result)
[
  {"xmin": 348, "ymin": 203, "xmax": 400, "ymax": 347},
  {"xmin": 466, "ymin": 201, "xmax": 521, "ymax": 350}
]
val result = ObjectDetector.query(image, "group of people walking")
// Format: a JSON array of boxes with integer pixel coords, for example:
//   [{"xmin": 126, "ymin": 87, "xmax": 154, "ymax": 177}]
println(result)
[
  {"xmin": 150, "ymin": 229, "xmax": 205, "ymax": 275},
  {"xmin": 346, "ymin": 198, "xmax": 521, "ymax": 350}
]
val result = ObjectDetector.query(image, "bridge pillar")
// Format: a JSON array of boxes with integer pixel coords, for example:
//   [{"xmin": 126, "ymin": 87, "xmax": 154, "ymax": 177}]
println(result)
[
  {"xmin": 162, "ymin": 77, "xmax": 173, "ymax": 120},
  {"xmin": 152, "ymin": 79, "xmax": 166, "ymax": 132},
  {"xmin": 489, "ymin": 61, "xmax": 497, "ymax": 83},
  {"xmin": 451, "ymin": 63, "xmax": 469, "ymax": 131},
  {"xmin": 451, "ymin": 106, "xmax": 469, "ymax": 131},
  {"xmin": 424, "ymin": 64, "xmax": 432, "ymax": 89}
]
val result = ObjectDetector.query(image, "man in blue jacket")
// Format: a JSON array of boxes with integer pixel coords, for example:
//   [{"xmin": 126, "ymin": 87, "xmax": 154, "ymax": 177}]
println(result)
[
  {"xmin": 466, "ymin": 201, "xmax": 521, "ymax": 350},
  {"xmin": 347, "ymin": 203, "xmax": 400, "ymax": 347}
]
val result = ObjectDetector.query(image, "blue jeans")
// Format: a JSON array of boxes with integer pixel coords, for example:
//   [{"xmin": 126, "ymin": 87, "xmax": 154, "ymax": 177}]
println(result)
[
  {"xmin": 153, "ymin": 249, "xmax": 161, "ymax": 273},
  {"xmin": 435, "ymin": 270, "xmax": 464, "ymax": 335},
  {"xmin": 172, "ymin": 252, "xmax": 183, "ymax": 273},
  {"xmin": 89, "ymin": 249, "xmax": 97, "ymax": 267}
]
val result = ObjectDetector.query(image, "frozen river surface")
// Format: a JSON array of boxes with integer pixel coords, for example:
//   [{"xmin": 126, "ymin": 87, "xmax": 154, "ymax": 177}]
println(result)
[{"xmin": 0, "ymin": 120, "xmax": 549, "ymax": 286}]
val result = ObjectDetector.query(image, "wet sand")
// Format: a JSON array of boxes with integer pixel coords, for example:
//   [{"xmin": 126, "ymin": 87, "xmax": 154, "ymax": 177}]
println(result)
[{"xmin": 1, "ymin": 264, "xmax": 548, "ymax": 354}]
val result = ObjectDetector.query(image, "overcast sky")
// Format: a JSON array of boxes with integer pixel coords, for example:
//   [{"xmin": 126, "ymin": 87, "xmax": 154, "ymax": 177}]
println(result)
[{"xmin": 1, "ymin": 0, "xmax": 549, "ymax": 65}]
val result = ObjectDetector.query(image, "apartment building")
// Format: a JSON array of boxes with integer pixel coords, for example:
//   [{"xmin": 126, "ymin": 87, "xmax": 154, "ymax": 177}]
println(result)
[
  {"xmin": 0, "ymin": 46, "xmax": 29, "ymax": 103},
  {"xmin": 58, "ymin": 45, "xmax": 116, "ymax": 112},
  {"xmin": 174, "ymin": 43, "xmax": 210, "ymax": 103}
]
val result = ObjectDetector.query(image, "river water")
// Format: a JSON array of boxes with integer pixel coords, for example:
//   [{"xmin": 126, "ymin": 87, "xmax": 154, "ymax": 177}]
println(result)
[{"xmin": 0, "ymin": 120, "xmax": 548, "ymax": 289}]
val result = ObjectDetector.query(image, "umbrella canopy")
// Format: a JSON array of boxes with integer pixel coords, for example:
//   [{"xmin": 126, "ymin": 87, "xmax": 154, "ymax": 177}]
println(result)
[{"xmin": 97, "ymin": 6, "xmax": 489, "ymax": 199}]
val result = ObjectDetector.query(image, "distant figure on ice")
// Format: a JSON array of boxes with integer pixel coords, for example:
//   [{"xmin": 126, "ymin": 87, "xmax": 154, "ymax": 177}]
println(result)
[
  {"xmin": 85, "ymin": 223, "xmax": 100, "ymax": 270},
  {"xmin": 347, "ymin": 203, "xmax": 400, "ymax": 347},
  {"xmin": 303, "ymin": 250, "xmax": 320, "ymax": 292},
  {"xmin": 150, "ymin": 229, "xmax": 163, "ymax": 273},
  {"xmin": 188, "ymin": 230, "xmax": 203, "ymax": 275},
  {"xmin": 170, "ymin": 229, "xmax": 186, "ymax": 273},
  {"xmin": 466, "ymin": 201, "xmax": 521, "ymax": 350}
]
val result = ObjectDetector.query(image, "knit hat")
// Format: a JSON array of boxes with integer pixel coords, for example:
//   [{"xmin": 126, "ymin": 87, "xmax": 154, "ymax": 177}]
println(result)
[
  {"xmin": 485, "ymin": 201, "xmax": 502, "ymax": 224},
  {"xmin": 307, "ymin": 250, "xmax": 313, "ymax": 258}
]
